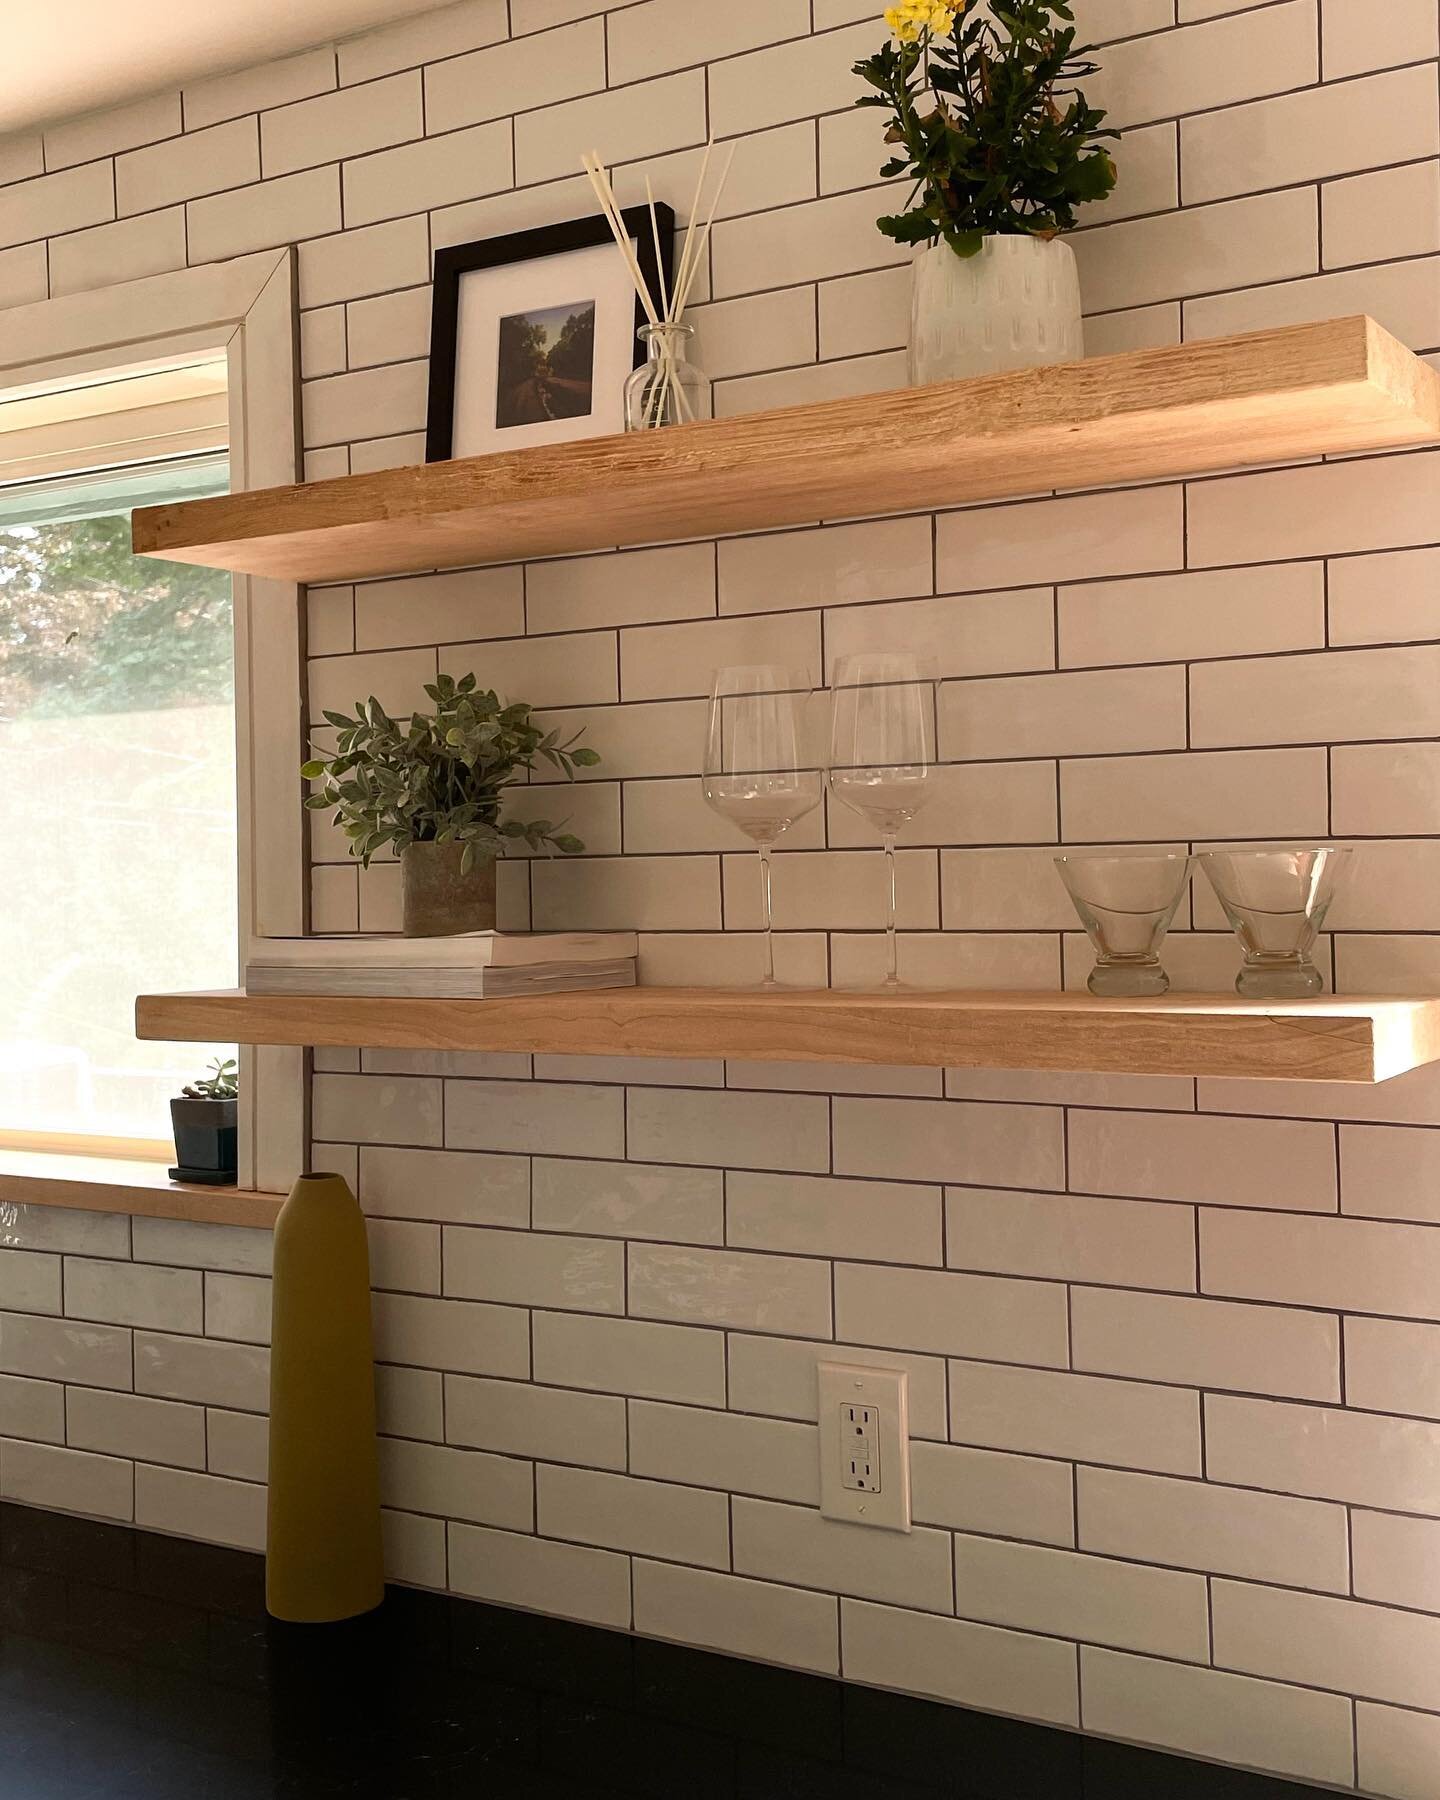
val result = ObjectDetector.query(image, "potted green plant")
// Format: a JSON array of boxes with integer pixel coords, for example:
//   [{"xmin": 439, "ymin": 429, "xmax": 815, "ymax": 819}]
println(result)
[
  {"xmin": 302, "ymin": 672, "xmax": 599, "ymax": 937},
  {"xmin": 855, "ymin": 0, "xmax": 1118, "ymax": 382},
  {"xmin": 170, "ymin": 1057, "xmax": 239, "ymax": 1186}
]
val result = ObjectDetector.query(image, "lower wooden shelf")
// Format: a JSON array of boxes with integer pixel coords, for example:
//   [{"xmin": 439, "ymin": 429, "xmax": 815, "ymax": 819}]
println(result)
[
  {"xmin": 0, "ymin": 1150, "xmax": 285, "ymax": 1228},
  {"xmin": 134, "ymin": 988, "xmax": 1440, "ymax": 1084}
]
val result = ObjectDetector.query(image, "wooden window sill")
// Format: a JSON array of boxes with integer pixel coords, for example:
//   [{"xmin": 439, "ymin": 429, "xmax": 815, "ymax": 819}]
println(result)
[{"xmin": 0, "ymin": 1150, "xmax": 284, "ymax": 1228}]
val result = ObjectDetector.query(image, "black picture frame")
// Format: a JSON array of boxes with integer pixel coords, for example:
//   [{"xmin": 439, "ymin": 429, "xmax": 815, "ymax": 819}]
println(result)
[{"xmin": 425, "ymin": 204, "xmax": 675, "ymax": 463}]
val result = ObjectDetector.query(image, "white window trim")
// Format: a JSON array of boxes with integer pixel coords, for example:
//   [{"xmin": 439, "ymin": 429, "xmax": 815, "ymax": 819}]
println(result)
[{"xmin": 0, "ymin": 251, "xmax": 306, "ymax": 1192}]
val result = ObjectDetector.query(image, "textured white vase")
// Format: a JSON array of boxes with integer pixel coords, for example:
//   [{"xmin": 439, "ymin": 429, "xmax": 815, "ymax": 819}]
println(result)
[{"xmin": 908, "ymin": 235, "xmax": 1083, "ymax": 384}]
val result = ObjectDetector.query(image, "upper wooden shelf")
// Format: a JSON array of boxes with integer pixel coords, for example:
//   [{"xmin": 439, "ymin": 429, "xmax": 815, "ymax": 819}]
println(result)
[
  {"xmin": 134, "ymin": 988, "xmax": 1440, "ymax": 1084},
  {"xmin": 130, "ymin": 316, "xmax": 1440, "ymax": 584},
  {"xmin": 0, "ymin": 1149, "xmax": 284, "ymax": 1228}
]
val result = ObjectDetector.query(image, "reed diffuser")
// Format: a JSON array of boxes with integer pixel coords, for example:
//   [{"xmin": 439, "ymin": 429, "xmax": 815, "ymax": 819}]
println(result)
[{"xmin": 581, "ymin": 142, "xmax": 734, "ymax": 429}]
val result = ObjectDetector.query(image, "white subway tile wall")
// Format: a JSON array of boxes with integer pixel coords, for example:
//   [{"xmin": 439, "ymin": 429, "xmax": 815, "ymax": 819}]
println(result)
[{"xmin": 2, "ymin": 4, "xmax": 1439, "ymax": 1792}]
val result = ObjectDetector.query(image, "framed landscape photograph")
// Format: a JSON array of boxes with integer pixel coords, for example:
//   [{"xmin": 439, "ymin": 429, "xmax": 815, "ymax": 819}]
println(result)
[{"xmin": 426, "ymin": 206, "xmax": 673, "ymax": 462}]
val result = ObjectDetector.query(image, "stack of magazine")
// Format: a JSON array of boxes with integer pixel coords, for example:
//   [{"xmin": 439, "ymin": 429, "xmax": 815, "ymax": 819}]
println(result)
[{"xmin": 244, "ymin": 933, "xmax": 638, "ymax": 999}]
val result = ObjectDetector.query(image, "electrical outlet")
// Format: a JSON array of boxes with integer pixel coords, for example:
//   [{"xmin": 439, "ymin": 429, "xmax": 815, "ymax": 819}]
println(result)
[{"xmin": 818, "ymin": 1362, "xmax": 910, "ymax": 1531}]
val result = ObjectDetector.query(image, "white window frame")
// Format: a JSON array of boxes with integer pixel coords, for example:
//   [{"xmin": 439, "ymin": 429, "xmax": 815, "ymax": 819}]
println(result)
[{"xmin": 0, "ymin": 251, "xmax": 306, "ymax": 1191}]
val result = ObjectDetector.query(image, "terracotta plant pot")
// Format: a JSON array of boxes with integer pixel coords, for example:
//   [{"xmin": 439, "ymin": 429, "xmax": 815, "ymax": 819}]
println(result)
[
  {"xmin": 169, "ymin": 1096, "xmax": 238, "ymax": 1186},
  {"xmin": 400, "ymin": 840, "xmax": 498, "ymax": 937}
]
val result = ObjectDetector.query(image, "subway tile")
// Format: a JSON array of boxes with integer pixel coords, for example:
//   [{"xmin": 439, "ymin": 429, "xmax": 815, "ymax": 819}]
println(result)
[
  {"xmin": 539, "ymin": 699, "xmax": 705, "ymax": 781},
  {"xmin": 833, "ymin": 1096, "xmax": 1065, "ymax": 1190},
  {"xmin": 1193, "ymin": 644, "xmax": 1440, "ymax": 747},
  {"xmin": 440, "ymin": 627, "xmax": 619, "ymax": 706},
  {"xmin": 1083, "ymin": 300, "xmax": 1181, "ymax": 354},
  {"xmin": 0, "ymin": 241, "xmax": 47, "ymax": 306},
  {"xmin": 310, "ymin": 647, "xmax": 436, "ymax": 728},
  {"xmin": 184, "ymin": 48, "xmax": 336, "ymax": 129},
  {"xmin": 45, "ymin": 92, "xmax": 179, "ymax": 168},
  {"xmin": 1323, "ymin": 0, "xmax": 1437, "ymax": 76},
  {"xmin": 1061, "ymin": 747, "xmax": 1330, "ymax": 842},
  {"xmin": 1080, "ymin": 1646, "xmax": 1354, "ymax": 1789},
  {"xmin": 352, "ymin": 568, "xmax": 523, "ymax": 651},
  {"xmin": 728, "ymin": 1173, "xmax": 942, "ymax": 1265},
  {"xmin": 943, "ymin": 664, "xmax": 1186, "ymax": 761},
  {"xmin": 528, "ymin": 543, "xmax": 716, "ymax": 635},
  {"xmin": 540, "ymin": 1464, "xmax": 729, "ymax": 1567},
  {"xmin": 0, "ymin": 162, "xmax": 113, "ymax": 249},
  {"xmin": 0, "ymin": 1312, "xmax": 131, "ymax": 1391},
  {"xmin": 136, "ymin": 1465, "xmax": 265, "ymax": 1552},
  {"xmin": 383, "ymin": 1509, "xmax": 445, "ymax": 1587},
  {"xmin": 312, "ymin": 1072, "xmax": 442, "ymax": 1147},
  {"xmin": 621, "ymin": 610, "xmax": 821, "ymax": 701},
  {"xmin": 1186, "ymin": 253, "xmax": 1440, "ymax": 351},
  {"xmin": 946, "ymin": 1188, "xmax": 1196, "ymax": 1290},
  {"xmin": 1072, "ymin": 1287, "xmax": 1339, "ymax": 1400},
  {"xmin": 831, "ymin": 922, "xmax": 1055, "ymax": 991},
  {"xmin": 445, "ymin": 1373, "xmax": 626, "ymax": 1470},
  {"xmin": 65, "ymin": 1388, "xmax": 205, "ymax": 1471},
  {"xmin": 48, "ymin": 209, "xmax": 188, "ymax": 297},
  {"xmin": 345, "ymin": 284, "xmax": 431, "ymax": 370},
  {"xmin": 1202, "ymin": 1209, "xmax": 1440, "ymax": 1320},
  {"xmin": 690, "ymin": 286, "xmax": 817, "ymax": 382},
  {"xmin": 0, "ymin": 136, "xmax": 42, "ymax": 185},
  {"xmin": 299, "ymin": 215, "xmax": 431, "ymax": 306},
  {"xmin": 532, "ymin": 1311, "xmax": 726, "ymax": 1405},
  {"xmin": 371, "ymin": 1293, "xmax": 529, "ymax": 1380},
  {"xmin": 910, "ymin": 1439, "xmax": 1074, "ymax": 1546},
  {"xmin": 1059, "ymin": 564, "xmax": 1324, "ymax": 668},
  {"xmin": 949, "ymin": 1360, "xmax": 1202, "ymax": 1475},
  {"xmin": 637, "ymin": 929, "xmax": 829, "ymax": 988},
  {"xmin": 1353, "ymin": 1509, "xmax": 1440, "ymax": 1613},
  {"xmin": 945, "ymin": 1067, "xmax": 1194, "ymax": 1109},
  {"xmin": 1200, "ymin": 1063, "xmax": 1440, "ymax": 1128},
  {"xmin": 530, "ymin": 854, "xmax": 720, "ymax": 932},
  {"xmin": 1329, "ymin": 546, "xmax": 1440, "ymax": 649},
  {"xmin": 843, "ymin": 1598, "xmax": 1078, "ymax": 1726},
  {"xmin": 956, "ymin": 1535, "xmax": 1209, "ymax": 1661},
  {"xmin": 1084, "ymin": 120, "xmax": 1180, "ymax": 224},
  {"xmin": 939, "ymin": 846, "xmax": 1079, "ymax": 933},
  {"xmin": 835, "ymin": 1264, "xmax": 1068, "ymax": 1367},
  {"xmin": 187, "ymin": 166, "xmax": 341, "ymax": 261},
  {"xmin": 0, "ymin": 1374, "xmax": 63, "ymax": 1445},
  {"xmin": 846, "ymin": 761, "xmax": 1055, "ymax": 851},
  {"xmin": 635, "ymin": 1560, "xmax": 838, "ymax": 1674},
  {"xmin": 629, "ymin": 1243, "xmax": 833, "ymax": 1337},
  {"xmin": 627, "ymin": 1088, "xmax": 831, "ymax": 1174},
  {"xmin": 726, "ymin": 1061, "xmax": 941, "ymax": 1098},
  {"xmin": 339, "ymin": 0, "xmax": 506, "ymax": 83},
  {"xmin": 515, "ymin": 70, "xmax": 705, "ymax": 187},
  {"xmin": 532, "ymin": 1156, "xmax": 723, "ymax": 1244},
  {"xmin": 131, "ymin": 1218, "xmax": 271, "ymax": 1275},
  {"xmin": 937, "ymin": 486, "xmax": 1183, "ymax": 593},
  {"xmin": 718, "ymin": 349, "xmax": 908, "ymax": 415},
  {"xmin": 1, "ymin": 1440, "xmax": 132, "ymax": 1523},
  {"xmin": 609, "ymin": 0, "xmax": 810, "ymax": 84},
  {"xmin": 1327, "ymin": 840, "xmax": 1440, "ymax": 933},
  {"xmin": 208, "ymin": 1409, "xmax": 269, "ymax": 1482},
  {"xmin": 135, "ymin": 1332, "xmax": 268, "ymax": 1412},
  {"xmin": 725, "ymin": 848, "xmax": 937, "ymax": 932},
  {"xmin": 306, "ymin": 581, "xmax": 352, "ymax": 656},
  {"xmin": 426, "ymin": 18, "xmax": 604, "ymax": 132},
  {"xmin": 445, "ymin": 1077, "xmax": 624, "ymax": 1159},
  {"xmin": 375, "ymin": 1364, "xmax": 444, "ymax": 1442},
  {"xmin": 1206, "ymin": 1392, "xmax": 1440, "ymax": 1512},
  {"xmin": 1183, "ymin": 65, "xmax": 1436, "ymax": 205},
  {"xmin": 369, "ymin": 1219, "xmax": 440, "ymax": 1295},
  {"xmin": 304, "ymin": 359, "xmax": 429, "ymax": 449},
  {"xmin": 736, "ymin": 1496, "xmax": 953, "ymax": 1613},
  {"xmin": 727, "ymin": 1334, "xmax": 949, "ymax": 1440},
  {"xmin": 359, "ymin": 1145, "xmax": 529, "ymax": 1227},
  {"xmin": 1215, "ymin": 1578, "xmax": 1440, "ymax": 1714},
  {"xmin": 532, "ymin": 1053, "xmax": 722, "ymax": 1087},
  {"xmin": 444, "ymin": 1227, "xmax": 624, "ymax": 1315},
  {"xmin": 826, "ymin": 588, "xmax": 1056, "ymax": 681},
  {"xmin": 1187, "ymin": 450, "xmax": 1440, "ymax": 570},
  {"xmin": 1346, "ymin": 1316, "xmax": 1440, "ymax": 1418},
  {"xmin": 203, "ymin": 1274, "xmax": 272, "ymax": 1345},
  {"xmin": 449, "ymin": 1521, "xmax": 631, "ymax": 1628},
  {"xmin": 712, "ymin": 186, "xmax": 909, "ymax": 298},
  {"xmin": 263, "ymin": 71, "xmax": 421, "ymax": 177},
  {"xmin": 630, "ymin": 1401, "xmax": 819, "ymax": 1504},
  {"xmin": 709, "ymin": 20, "xmax": 876, "ymax": 136},
  {"xmin": 816, "ymin": 264, "xmax": 907, "ymax": 358},
  {"xmin": 502, "ymin": 780, "xmax": 622, "ymax": 860},
  {"xmin": 623, "ymin": 774, "xmax": 823, "ymax": 855},
  {"xmin": 0, "ymin": 1249, "xmax": 59, "ymax": 1315},
  {"xmin": 344, "ymin": 119, "xmax": 510, "ymax": 226},
  {"xmin": 1079, "ymin": 1466, "xmax": 1349, "ymax": 1591},
  {"xmin": 117, "ymin": 117, "xmax": 258, "ymax": 213},
  {"xmin": 1069, "ymin": 1109, "xmax": 1337, "ymax": 1211},
  {"xmin": 1358, "ymin": 1702, "xmax": 1440, "ymax": 1800},
  {"xmin": 718, "ymin": 518, "xmax": 932, "ymax": 618},
  {"xmin": 1323, "ymin": 161, "xmax": 1440, "ymax": 271},
  {"xmin": 1085, "ymin": 0, "xmax": 1317, "ymax": 127},
  {"xmin": 378, "ymin": 1435, "xmax": 532, "ymax": 1530}
]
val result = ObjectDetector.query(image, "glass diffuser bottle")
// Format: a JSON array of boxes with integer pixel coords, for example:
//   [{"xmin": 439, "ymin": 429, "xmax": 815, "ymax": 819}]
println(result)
[{"xmin": 624, "ymin": 323, "xmax": 709, "ymax": 430}]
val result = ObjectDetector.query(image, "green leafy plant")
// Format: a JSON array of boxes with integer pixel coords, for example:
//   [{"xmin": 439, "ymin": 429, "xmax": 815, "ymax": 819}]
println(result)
[
  {"xmin": 302, "ymin": 672, "xmax": 600, "ymax": 875},
  {"xmin": 181, "ymin": 1057, "xmax": 238, "ymax": 1101},
  {"xmin": 855, "ymin": 0, "xmax": 1118, "ymax": 257}
]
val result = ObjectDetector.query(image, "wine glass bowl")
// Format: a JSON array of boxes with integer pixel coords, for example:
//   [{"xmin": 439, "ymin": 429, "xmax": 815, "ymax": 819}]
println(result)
[
  {"xmin": 702, "ymin": 666, "xmax": 823, "ymax": 989},
  {"xmin": 1196, "ymin": 846, "xmax": 1352, "ymax": 999},
  {"xmin": 1054, "ymin": 852, "xmax": 1192, "ymax": 997}
]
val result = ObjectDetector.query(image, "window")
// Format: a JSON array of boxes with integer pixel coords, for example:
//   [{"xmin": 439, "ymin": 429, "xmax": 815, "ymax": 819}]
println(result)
[{"xmin": 0, "ymin": 421, "xmax": 239, "ymax": 1153}]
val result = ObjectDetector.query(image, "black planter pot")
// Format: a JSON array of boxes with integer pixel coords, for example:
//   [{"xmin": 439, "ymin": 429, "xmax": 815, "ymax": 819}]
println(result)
[{"xmin": 169, "ymin": 1096, "xmax": 238, "ymax": 1186}]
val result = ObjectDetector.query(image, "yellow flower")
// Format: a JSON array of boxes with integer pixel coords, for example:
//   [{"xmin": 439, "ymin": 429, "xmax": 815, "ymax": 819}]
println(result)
[{"xmin": 883, "ymin": 0, "xmax": 958, "ymax": 42}]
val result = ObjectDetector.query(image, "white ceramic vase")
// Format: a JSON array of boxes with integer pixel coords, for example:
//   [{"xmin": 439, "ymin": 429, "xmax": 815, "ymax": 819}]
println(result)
[{"xmin": 908, "ymin": 234, "xmax": 1083, "ymax": 385}]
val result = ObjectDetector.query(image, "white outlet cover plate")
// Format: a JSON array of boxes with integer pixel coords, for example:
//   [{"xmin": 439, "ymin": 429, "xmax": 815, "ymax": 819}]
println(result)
[{"xmin": 818, "ymin": 1360, "xmax": 911, "ymax": 1532}]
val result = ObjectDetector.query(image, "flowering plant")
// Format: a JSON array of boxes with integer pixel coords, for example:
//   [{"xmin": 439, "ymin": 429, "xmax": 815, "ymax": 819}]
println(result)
[{"xmin": 856, "ymin": 0, "xmax": 1117, "ymax": 257}]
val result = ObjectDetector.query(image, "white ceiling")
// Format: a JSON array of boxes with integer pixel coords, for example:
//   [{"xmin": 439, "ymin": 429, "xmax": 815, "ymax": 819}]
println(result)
[{"xmin": 2, "ymin": 0, "xmax": 452, "ymax": 134}]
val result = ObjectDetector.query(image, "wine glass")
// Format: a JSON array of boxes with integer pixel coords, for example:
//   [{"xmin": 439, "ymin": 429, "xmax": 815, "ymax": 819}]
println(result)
[
  {"xmin": 828, "ymin": 652, "xmax": 937, "ymax": 990},
  {"xmin": 702, "ymin": 666, "xmax": 824, "ymax": 989}
]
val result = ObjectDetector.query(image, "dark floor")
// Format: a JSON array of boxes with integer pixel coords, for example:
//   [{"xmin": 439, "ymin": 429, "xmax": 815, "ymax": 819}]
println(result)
[{"xmin": 0, "ymin": 1501, "xmax": 1323, "ymax": 1799}]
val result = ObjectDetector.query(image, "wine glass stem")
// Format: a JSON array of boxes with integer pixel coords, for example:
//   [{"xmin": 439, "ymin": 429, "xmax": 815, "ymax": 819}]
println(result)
[
  {"xmin": 758, "ymin": 844, "xmax": 776, "ymax": 988},
  {"xmin": 883, "ymin": 834, "xmax": 899, "ymax": 988}
]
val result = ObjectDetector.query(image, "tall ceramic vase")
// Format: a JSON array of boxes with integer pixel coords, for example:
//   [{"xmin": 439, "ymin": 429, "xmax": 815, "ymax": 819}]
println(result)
[
  {"xmin": 266, "ymin": 1170, "xmax": 384, "ymax": 1623},
  {"xmin": 908, "ymin": 234, "xmax": 1083, "ymax": 385}
]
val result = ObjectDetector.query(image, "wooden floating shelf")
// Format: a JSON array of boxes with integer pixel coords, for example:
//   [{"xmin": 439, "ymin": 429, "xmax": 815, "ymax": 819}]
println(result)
[
  {"xmin": 130, "ymin": 316, "xmax": 1440, "ymax": 584},
  {"xmin": 134, "ymin": 988, "xmax": 1440, "ymax": 1084},
  {"xmin": 0, "ymin": 1150, "xmax": 284, "ymax": 1228}
]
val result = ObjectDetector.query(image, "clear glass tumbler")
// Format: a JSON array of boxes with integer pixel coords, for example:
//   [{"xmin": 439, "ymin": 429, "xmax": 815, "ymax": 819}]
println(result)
[
  {"xmin": 1054, "ymin": 852, "xmax": 1193, "ymax": 997},
  {"xmin": 1196, "ymin": 846, "xmax": 1352, "ymax": 999}
]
